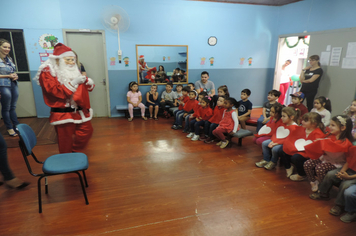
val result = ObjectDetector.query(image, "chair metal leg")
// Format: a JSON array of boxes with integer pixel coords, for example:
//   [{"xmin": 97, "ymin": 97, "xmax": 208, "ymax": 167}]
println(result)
[
  {"xmin": 45, "ymin": 177, "xmax": 48, "ymax": 194},
  {"xmin": 38, "ymin": 177, "xmax": 43, "ymax": 213},
  {"xmin": 82, "ymin": 170, "xmax": 88, "ymax": 187},
  {"xmin": 75, "ymin": 172, "xmax": 89, "ymax": 205},
  {"xmin": 238, "ymin": 138, "xmax": 242, "ymax": 146}
]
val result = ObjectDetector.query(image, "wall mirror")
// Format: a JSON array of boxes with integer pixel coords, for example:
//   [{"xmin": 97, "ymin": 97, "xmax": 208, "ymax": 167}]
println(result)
[{"xmin": 136, "ymin": 45, "xmax": 188, "ymax": 85}]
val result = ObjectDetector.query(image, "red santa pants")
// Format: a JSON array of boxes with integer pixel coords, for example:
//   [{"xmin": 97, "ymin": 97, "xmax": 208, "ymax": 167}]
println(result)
[{"xmin": 55, "ymin": 121, "xmax": 93, "ymax": 153}]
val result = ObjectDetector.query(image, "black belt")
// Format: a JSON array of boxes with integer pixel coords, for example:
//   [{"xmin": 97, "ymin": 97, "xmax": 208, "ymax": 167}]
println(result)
[{"xmin": 51, "ymin": 107, "xmax": 83, "ymax": 113}]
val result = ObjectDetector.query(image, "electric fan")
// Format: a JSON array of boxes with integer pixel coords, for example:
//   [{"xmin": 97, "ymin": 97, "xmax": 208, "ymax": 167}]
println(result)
[{"xmin": 101, "ymin": 5, "xmax": 130, "ymax": 63}]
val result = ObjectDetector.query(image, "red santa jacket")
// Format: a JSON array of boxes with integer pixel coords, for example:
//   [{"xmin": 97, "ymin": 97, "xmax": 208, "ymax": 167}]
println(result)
[
  {"xmin": 39, "ymin": 66, "xmax": 94, "ymax": 125},
  {"xmin": 282, "ymin": 126, "xmax": 326, "ymax": 156},
  {"xmin": 270, "ymin": 122, "xmax": 298, "ymax": 145},
  {"xmin": 192, "ymin": 106, "xmax": 213, "ymax": 121},
  {"xmin": 209, "ymin": 106, "xmax": 226, "ymax": 124}
]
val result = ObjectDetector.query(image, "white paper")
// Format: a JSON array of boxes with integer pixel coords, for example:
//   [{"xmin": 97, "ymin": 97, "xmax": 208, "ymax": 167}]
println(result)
[
  {"xmin": 326, "ymin": 45, "xmax": 331, "ymax": 51},
  {"xmin": 342, "ymin": 58, "xmax": 356, "ymax": 69},
  {"xmin": 330, "ymin": 47, "xmax": 342, "ymax": 66},
  {"xmin": 320, "ymin": 51, "xmax": 331, "ymax": 66},
  {"xmin": 346, "ymin": 42, "xmax": 356, "ymax": 57}
]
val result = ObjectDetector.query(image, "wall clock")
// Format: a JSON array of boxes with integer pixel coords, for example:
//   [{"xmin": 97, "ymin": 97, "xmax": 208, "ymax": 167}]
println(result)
[{"xmin": 208, "ymin": 36, "xmax": 217, "ymax": 46}]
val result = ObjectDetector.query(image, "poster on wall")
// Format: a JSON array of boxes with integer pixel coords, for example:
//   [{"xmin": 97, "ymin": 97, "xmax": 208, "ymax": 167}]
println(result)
[
  {"xmin": 200, "ymin": 57, "xmax": 206, "ymax": 65},
  {"xmin": 209, "ymin": 57, "xmax": 214, "ymax": 66},
  {"xmin": 330, "ymin": 47, "xmax": 342, "ymax": 66},
  {"xmin": 38, "ymin": 34, "xmax": 58, "ymax": 49}
]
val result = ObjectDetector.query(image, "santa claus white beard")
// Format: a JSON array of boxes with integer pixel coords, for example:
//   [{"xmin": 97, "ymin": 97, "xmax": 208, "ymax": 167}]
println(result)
[{"xmin": 55, "ymin": 59, "xmax": 82, "ymax": 84}]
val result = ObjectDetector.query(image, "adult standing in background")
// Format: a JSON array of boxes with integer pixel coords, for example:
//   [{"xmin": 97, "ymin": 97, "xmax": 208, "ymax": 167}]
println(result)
[
  {"xmin": 0, "ymin": 39, "xmax": 20, "ymax": 137},
  {"xmin": 278, "ymin": 59, "xmax": 292, "ymax": 105},
  {"xmin": 138, "ymin": 55, "xmax": 151, "ymax": 82},
  {"xmin": 299, "ymin": 55, "xmax": 323, "ymax": 111},
  {"xmin": 195, "ymin": 71, "xmax": 215, "ymax": 97}
]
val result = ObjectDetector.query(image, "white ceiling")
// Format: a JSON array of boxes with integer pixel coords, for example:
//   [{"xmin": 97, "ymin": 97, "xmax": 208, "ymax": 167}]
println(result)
[{"xmin": 192, "ymin": 0, "xmax": 303, "ymax": 6}]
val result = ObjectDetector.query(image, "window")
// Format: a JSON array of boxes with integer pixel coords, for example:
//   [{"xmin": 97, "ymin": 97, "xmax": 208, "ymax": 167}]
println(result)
[{"xmin": 0, "ymin": 29, "xmax": 30, "ymax": 81}]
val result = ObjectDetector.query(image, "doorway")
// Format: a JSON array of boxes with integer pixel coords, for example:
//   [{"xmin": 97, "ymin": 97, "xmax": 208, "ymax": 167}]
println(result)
[
  {"xmin": 274, "ymin": 36, "xmax": 310, "ymax": 105},
  {"xmin": 63, "ymin": 30, "xmax": 110, "ymax": 117}
]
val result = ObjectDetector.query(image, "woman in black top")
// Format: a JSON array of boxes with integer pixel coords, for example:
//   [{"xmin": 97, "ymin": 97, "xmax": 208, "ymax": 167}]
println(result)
[{"xmin": 300, "ymin": 55, "xmax": 323, "ymax": 111}]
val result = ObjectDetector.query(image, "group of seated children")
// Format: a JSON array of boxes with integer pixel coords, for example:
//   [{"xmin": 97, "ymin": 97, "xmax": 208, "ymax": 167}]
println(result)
[
  {"xmin": 127, "ymin": 73, "xmax": 356, "ymax": 222},
  {"xmin": 145, "ymin": 66, "xmax": 186, "ymax": 83},
  {"xmin": 253, "ymin": 95, "xmax": 356, "ymax": 223}
]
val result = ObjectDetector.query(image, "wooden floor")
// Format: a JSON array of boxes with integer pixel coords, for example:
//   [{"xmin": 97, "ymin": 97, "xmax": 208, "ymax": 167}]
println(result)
[{"xmin": 1, "ymin": 114, "xmax": 355, "ymax": 236}]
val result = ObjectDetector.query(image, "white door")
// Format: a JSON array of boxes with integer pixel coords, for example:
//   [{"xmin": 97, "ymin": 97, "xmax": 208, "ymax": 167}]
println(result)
[{"xmin": 64, "ymin": 31, "xmax": 110, "ymax": 117}]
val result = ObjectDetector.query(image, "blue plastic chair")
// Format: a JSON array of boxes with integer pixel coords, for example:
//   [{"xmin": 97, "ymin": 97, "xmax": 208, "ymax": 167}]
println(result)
[{"xmin": 17, "ymin": 124, "xmax": 89, "ymax": 213}]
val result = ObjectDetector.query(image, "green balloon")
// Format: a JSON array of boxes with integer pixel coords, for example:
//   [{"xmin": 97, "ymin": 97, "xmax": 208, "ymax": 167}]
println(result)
[{"xmin": 291, "ymin": 74, "xmax": 300, "ymax": 81}]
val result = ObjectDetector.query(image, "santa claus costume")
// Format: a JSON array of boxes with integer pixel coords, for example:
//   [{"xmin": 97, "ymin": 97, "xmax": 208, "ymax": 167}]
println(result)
[{"xmin": 34, "ymin": 43, "xmax": 95, "ymax": 153}]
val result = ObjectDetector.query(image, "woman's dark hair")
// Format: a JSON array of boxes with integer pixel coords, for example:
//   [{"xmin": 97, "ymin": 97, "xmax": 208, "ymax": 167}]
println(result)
[
  {"xmin": 309, "ymin": 55, "xmax": 321, "ymax": 66},
  {"xmin": 302, "ymin": 112, "xmax": 325, "ymax": 132},
  {"xmin": 331, "ymin": 115, "xmax": 354, "ymax": 142},
  {"xmin": 201, "ymin": 96, "xmax": 213, "ymax": 108},
  {"xmin": 315, "ymin": 96, "xmax": 332, "ymax": 112},
  {"xmin": 225, "ymin": 97, "xmax": 240, "ymax": 109},
  {"xmin": 272, "ymin": 103, "xmax": 284, "ymax": 121},
  {"xmin": 218, "ymin": 85, "xmax": 230, "ymax": 97},
  {"xmin": 158, "ymin": 65, "xmax": 165, "ymax": 71},
  {"xmin": 128, "ymin": 81, "xmax": 139, "ymax": 91}
]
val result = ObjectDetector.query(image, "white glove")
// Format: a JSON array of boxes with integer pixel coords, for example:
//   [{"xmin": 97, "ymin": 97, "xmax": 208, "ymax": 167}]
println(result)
[
  {"xmin": 86, "ymin": 78, "xmax": 94, "ymax": 86},
  {"xmin": 70, "ymin": 76, "xmax": 86, "ymax": 87}
]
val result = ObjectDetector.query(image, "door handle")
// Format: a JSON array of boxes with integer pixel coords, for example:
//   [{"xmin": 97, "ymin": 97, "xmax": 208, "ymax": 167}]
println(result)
[{"xmin": 100, "ymin": 78, "xmax": 106, "ymax": 86}]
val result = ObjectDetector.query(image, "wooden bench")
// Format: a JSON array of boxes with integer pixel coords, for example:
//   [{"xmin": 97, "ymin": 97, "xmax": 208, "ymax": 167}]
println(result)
[
  {"xmin": 116, "ymin": 105, "xmax": 148, "ymax": 118},
  {"xmin": 227, "ymin": 129, "xmax": 254, "ymax": 147}
]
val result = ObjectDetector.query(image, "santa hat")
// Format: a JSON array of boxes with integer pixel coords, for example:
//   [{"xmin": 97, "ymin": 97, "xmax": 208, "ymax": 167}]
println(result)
[
  {"xmin": 49, "ymin": 43, "xmax": 75, "ymax": 59},
  {"xmin": 139, "ymin": 55, "xmax": 144, "ymax": 60}
]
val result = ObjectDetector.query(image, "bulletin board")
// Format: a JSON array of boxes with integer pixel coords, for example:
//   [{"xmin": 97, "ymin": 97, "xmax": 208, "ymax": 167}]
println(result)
[{"xmin": 306, "ymin": 27, "xmax": 356, "ymax": 114}]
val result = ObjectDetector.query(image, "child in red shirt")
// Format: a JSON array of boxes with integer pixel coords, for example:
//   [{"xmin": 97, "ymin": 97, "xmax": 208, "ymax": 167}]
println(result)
[
  {"xmin": 187, "ymin": 97, "xmax": 213, "ymax": 141},
  {"xmin": 172, "ymin": 86, "xmax": 190, "ymax": 129},
  {"xmin": 173, "ymin": 90, "xmax": 198, "ymax": 130},
  {"xmin": 288, "ymin": 92, "xmax": 308, "ymax": 124},
  {"xmin": 204, "ymin": 96, "xmax": 226, "ymax": 143},
  {"xmin": 280, "ymin": 112, "xmax": 326, "ymax": 181}
]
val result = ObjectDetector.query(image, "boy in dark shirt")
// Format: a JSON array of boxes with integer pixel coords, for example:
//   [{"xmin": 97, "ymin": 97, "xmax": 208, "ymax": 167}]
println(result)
[
  {"xmin": 257, "ymin": 89, "xmax": 281, "ymax": 132},
  {"xmin": 238, "ymin": 89, "xmax": 253, "ymax": 129},
  {"xmin": 288, "ymin": 92, "xmax": 308, "ymax": 124}
]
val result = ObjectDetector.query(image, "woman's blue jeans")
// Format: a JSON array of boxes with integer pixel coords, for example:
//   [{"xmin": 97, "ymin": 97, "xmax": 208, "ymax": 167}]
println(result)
[
  {"xmin": 262, "ymin": 139, "xmax": 283, "ymax": 163},
  {"xmin": 0, "ymin": 81, "xmax": 20, "ymax": 130}
]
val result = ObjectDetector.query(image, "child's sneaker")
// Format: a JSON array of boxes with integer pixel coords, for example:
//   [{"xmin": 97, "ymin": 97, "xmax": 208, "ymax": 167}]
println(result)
[
  {"xmin": 264, "ymin": 161, "xmax": 276, "ymax": 170},
  {"xmin": 255, "ymin": 160, "xmax": 268, "ymax": 168},
  {"xmin": 163, "ymin": 111, "xmax": 168, "ymax": 117},
  {"xmin": 286, "ymin": 166, "xmax": 294, "ymax": 178},
  {"xmin": 216, "ymin": 141, "xmax": 222, "ymax": 146},
  {"xmin": 220, "ymin": 140, "xmax": 229, "ymax": 149},
  {"xmin": 310, "ymin": 180, "xmax": 319, "ymax": 192},
  {"xmin": 290, "ymin": 174, "xmax": 306, "ymax": 181},
  {"xmin": 171, "ymin": 125, "xmax": 177, "ymax": 129},
  {"xmin": 191, "ymin": 134, "xmax": 199, "ymax": 141},
  {"xmin": 186, "ymin": 132, "xmax": 194, "ymax": 138},
  {"xmin": 198, "ymin": 135, "xmax": 208, "ymax": 141},
  {"xmin": 204, "ymin": 137, "xmax": 214, "ymax": 144},
  {"xmin": 174, "ymin": 125, "xmax": 182, "ymax": 130}
]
